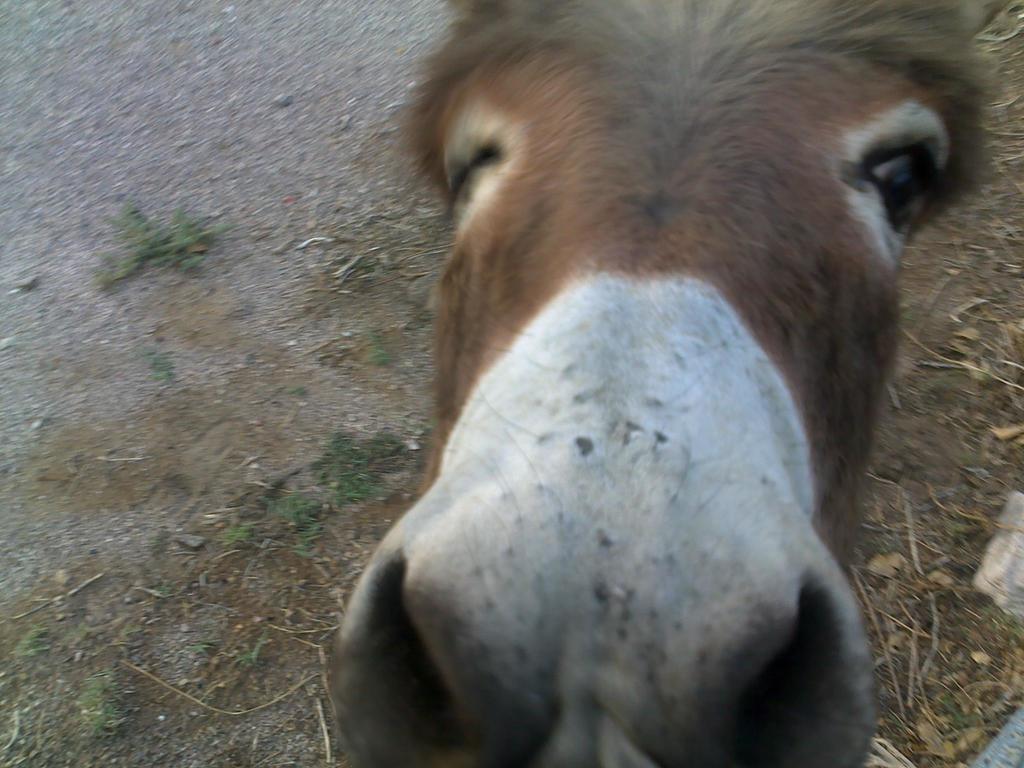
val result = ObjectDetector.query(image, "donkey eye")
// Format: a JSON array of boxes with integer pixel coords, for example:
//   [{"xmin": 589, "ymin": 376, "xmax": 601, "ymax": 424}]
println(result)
[
  {"xmin": 862, "ymin": 143, "xmax": 939, "ymax": 231},
  {"xmin": 449, "ymin": 143, "xmax": 503, "ymax": 200}
]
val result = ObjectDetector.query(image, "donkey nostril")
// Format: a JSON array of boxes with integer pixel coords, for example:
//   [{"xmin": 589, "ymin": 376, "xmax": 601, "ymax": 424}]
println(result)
[
  {"xmin": 335, "ymin": 551, "xmax": 558, "ymax": 768},
  {"xmin": 358, "ymin": 555, "xmax": 459, "ymax": 718},
  {"xmin": 331, "ymin": 554, "xmax": 469, "ymax": 764},
  {"xmin": 734, "ymin": 583, "xmax": 871, "ymax": 768}
]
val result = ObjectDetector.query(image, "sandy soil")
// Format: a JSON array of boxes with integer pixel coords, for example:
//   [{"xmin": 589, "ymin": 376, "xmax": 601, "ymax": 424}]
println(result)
[{"xmin": 0, "ymin": 2, "xmax": 1021, "ymax": 767}]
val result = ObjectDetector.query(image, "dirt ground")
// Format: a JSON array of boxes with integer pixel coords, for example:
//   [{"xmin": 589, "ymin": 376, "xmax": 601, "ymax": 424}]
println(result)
[{"xmin": 0, "ymin": 3, "xmax": 1022, "ymax": 767}]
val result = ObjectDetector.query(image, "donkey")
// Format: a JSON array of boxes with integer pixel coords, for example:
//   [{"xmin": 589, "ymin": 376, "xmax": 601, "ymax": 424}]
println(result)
[{"xmin": 331, "ymin": 2, "xmax": 1006, "ymax": 766}]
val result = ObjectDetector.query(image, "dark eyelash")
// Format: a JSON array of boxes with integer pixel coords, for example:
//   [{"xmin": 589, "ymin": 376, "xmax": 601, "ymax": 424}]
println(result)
[{"xmin": 450, "ymin": 143, "xmax": 503, "ymax": 201}]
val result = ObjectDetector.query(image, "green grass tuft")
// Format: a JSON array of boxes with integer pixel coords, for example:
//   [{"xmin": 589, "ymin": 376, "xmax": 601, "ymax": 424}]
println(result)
[
  {"xmin": 222, "ymin": 524, "xmax": 254, "ymax": 545},
  {"xmin": 143, "ymin": 349, "xmax": 175, "ymax": 382},
  {"xmin": 367, "ymin": 333, "xmax": 393, "ymax": 367},
  {"xmin": 79, "ymin": 673, "xmax": 124, "ymax": 737},
  {"xmin": 235, "ymin": 632, "xmax": 269, "ymax": 667},
  {"xmin": 187, "ymin": 640, "xmax": 217, "ymax": 656},
  {"xmin": 312, "ymin": 432, "xmax": 404, "ymax": 505},
  {"xmin": 150, "ymin": 583, "xmax": 172, "ymax": 599},
  {"xmin": 268, "ymin": 494, "xmax": 322, "ymax": 554},
  {"xmin": 16, "ymin": 625, "xmax": 50, "ymax": 657},
  {"xmin": 96, "ymin": 203, "xmax": 225, "ymax": 288}
]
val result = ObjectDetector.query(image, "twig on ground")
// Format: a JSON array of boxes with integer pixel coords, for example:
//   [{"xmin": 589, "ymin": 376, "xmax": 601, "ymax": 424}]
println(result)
[
  {"xmin": 919, "ymin": 594, "xmax": 942, "ymax": 684},
  {"xmin": 319, "ymin": 644, "xmax": 329, "ymax": 686},
  {"xmin": 3, "ymin": 710, "xmax": 19, "ymax": 753},
  {"xmin": 888, "ymin": 384, "xmax": 902, "ymax": 411},
  {"xmin": 905, "ymin": 611, "xmax": 920, "ymax": 710},
  {"xmin": 7, "ymin": 600, "xmax": 52, "ymax": 621},
  {"xmin": 301, "ymin": 609, "xmax": 339, "ymax": 627},
  {"xmin": 308, "ymin": 338, "xmax": 339, "ymax": 355},
  {"xmin": 333, "ymin": 254, "xmax": 365, "ymax": 284},
  {"xmin": 868, "ymin": 737, "xmax": 916, "ymax": 768},
  {"xmin": 297, "ymin": 237, "xmax": 336, "ymax": 250},
  {"xmin": 132, "ymin": 586, "xmax": 170, "ymax": 599},
  {"xmin": 901, "ymin": 489, "xmax": 923, "ymax": 576},
  {"xmin": 913, "ymin": 274, "xmax": 955, "ymax": 336},
  {"xmin": 6, "ymin": 572, "xmax": 106, "ymax": 621},
  {"xmin": 267, "ymin": 623, "xmax": 338, "ymax": 635},
  {"xmin": 276, "ymin": 633, "xmax": 322, "ymax": 650},
  {"xmin": 122, "ymin": 661, "xmax": 315, "ymax": 716},
  {"xmin": 316, "ymin": 698, "xmax": 332, "ymax": 766},
  {"xmin": 854, "ymin": 570, "xmax": 907, "ymax": 722},
  {"xmin": 905, "ymin": 330, "xmax": 1024, "ymax": 393},
  {"xmin": 949, "ymin": 297, "xmax": 989, "ymax": 323},
  {"xmin": 319, "ymin": 644, "xmax": 334, "ymax": 733},
  {"xmin": 876, "ymin": 609, "xmax": 917, "ymax": 637},
  {"xmin": 67, "ymin": 572, "xmax": 106, "ymax": 598}
]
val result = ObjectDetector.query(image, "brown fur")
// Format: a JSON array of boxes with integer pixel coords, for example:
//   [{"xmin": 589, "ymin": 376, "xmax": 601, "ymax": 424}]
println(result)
[{"xmin": 410, "ymin": 0, "xmax": 994, "ymax": 556}]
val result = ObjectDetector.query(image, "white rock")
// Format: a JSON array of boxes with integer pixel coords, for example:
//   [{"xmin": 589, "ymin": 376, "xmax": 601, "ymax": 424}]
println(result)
[
  {"xmin": 971, "ymin": 705, "xmax": 1024, "ymax": 768},
  {"xmin": 974, "ymin": 491, "xmax": 1024, "ymax": 620},
  {"xmin": 173, "ymin": 533, "xmax": 207, "ymax": 550}
]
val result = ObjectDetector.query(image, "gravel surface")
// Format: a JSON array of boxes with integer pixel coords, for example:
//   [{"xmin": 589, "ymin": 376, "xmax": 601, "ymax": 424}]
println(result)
[{"xmin": 0, "ymin": 0, "xmax": 448, "ymax": 600}]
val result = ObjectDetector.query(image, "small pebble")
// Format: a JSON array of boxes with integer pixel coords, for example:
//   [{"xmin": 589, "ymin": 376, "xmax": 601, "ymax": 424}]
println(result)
[
  {"xmin": 273, "ymin": 94, "xmax": 293, "ymax": 108},
  {"xmin": 9, "ymin": 276, "xmax": 39, "ymax": 294},
  {"xmin": 975, "ymin": 490, "xmax": 1024, "ymax": 620},
  {"xmin": 0, "ymin": 337, "xmax": 14, "ymax": 351},
  {"xmin": 173, "ymin": 533, "xmax": 206, "ymax": 550}
]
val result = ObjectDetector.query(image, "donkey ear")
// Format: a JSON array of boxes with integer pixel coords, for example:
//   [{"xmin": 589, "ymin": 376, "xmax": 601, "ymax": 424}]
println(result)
[{"xmin": 963, "ymin": 0, "xmax": 1010, "ymax": 33}]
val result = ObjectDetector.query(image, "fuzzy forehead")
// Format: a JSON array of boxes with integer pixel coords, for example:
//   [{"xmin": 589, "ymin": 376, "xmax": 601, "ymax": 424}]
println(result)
[{"xmin": 413, "ymin": 0, "xmax": 992, "ymax": 204}]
